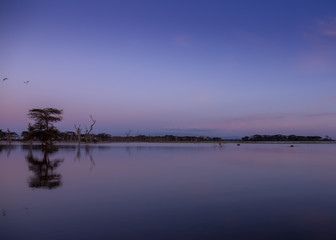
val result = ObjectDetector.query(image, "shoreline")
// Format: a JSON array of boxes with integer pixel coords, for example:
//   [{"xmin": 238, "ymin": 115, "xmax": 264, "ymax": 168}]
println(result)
[{"xmin": 1, "ymin": 140, "xmax": 335, "ymax": 145}]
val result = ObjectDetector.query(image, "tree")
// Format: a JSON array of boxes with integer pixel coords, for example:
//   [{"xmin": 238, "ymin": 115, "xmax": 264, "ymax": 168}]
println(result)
[
  {"xmin": 84, "ymin": 114, "xmax": 96, "ymax": 143},
  {"xmin": 125, "ymin": 129, "xmax": 132, "ymax": 142},
  {"xmin": 0, "ymin": 130, "xmax": 4, "ymax": 140},
  {"xmin": 6, "ymin": 129, "xmax": 11, "ymax": 143},
  {"xmin": 74, "ymin": 124, "xmax": 82, "ymax": 144},
  {"xmin": 28, "ymin": 108, "xmax": 63, "ymax": 145}
]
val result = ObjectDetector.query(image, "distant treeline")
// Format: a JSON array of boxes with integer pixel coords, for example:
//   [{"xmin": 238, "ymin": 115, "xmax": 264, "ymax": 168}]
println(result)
[
  {"xmin": 241, "ymin": 134, "xmax": 332, "ymax": 142},
  {"xmin": 0, "ymin": 129, "xmax": 333, "ymax": 143},
  {"xmin": 56, "ymin": 133, "xmax": 223, "ymax": 143},
  {"xmin": 0, "ymin": 130, "xmax": 223, "ymax": 142}
]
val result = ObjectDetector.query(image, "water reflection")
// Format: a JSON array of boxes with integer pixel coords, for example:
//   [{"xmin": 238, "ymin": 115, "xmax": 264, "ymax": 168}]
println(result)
[
  {"xmin": 74, "ymin": 144, "xmax": 95, "ymax": 171},
  {"xmin": 85, "ymin": 145, "xmax": 95, "ymax": 171},
  {"xmin": 25, "ymin": 145, "xmax": 64, "ymax": 190},
  {"xmin": 74, "ymin": 144, "xmax": 81, "ymax": 161},
  {"xmin": 2, "ymin": 143, "xmax": 336, "ymax": 239},
  {"xmin": 0, "ymin": 144, "xmax": 18, "ymax": 158},
  {"xmin": 20, "ymin": 144, "xmax": 98, "ymax": 190},
  {"xmin": 1, "ymin": 209, "xmax": 7, "ymax": 216}
]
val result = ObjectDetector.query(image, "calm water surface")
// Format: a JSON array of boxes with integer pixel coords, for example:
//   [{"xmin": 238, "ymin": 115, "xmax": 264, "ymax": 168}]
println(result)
[{"xmin": 1, "ymin": 143, "xmax": 336, "ymax": 240}]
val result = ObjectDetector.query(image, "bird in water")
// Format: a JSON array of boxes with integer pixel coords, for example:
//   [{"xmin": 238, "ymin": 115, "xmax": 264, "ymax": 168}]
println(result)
[
  {"xmin": 2, "ymin": 77, "xmax": 8, "ymax": 81},
  {"xmin": 24, "ymin": 81, "xmax": 29, "ymax": 84}
]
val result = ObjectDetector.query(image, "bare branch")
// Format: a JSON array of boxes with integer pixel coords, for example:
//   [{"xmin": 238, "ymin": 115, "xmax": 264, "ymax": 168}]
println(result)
[
  {"xmin": 84, "ymin": 115, "xmax": 96, "ymax": 143},
  {"xmin": 74, "ymin": 124, "xmax": 81, "ymax": 144},
  {"xmin": 6, "ymin": 128, "xmax": 11, "ymax": 144},
  {"xmin": 85, "ymin": 115, "xmax": 96, "ymax": 135}
]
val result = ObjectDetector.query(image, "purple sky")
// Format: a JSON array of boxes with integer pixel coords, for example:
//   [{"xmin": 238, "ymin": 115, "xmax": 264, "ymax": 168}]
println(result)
[{"xmin": 1, "ymin": 0, "xmax": 336, "ymax": 138}]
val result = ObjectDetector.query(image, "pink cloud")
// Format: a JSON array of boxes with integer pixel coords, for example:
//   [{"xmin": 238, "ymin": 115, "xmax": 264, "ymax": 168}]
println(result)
[
  {"xmin": 297, "ymin": 17, "xmax": 336, "ymax": 73},
  {"xmin": 315, "ymin": 17, "xmax": 336, "ymax": 38},
  {"xmin": 321, "ymin": 30, "xmax": 336, "ymax": 37},
  {"xmin": 302, "ymin": 17, "xmax": 336, "ymax": 45},
  {"xmin": 292, "ymin": 51, "xmax": 335, "ymax": 74}
]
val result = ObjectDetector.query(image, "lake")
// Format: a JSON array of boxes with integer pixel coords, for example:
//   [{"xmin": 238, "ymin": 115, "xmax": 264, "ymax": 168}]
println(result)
[{"xmin": 1, "ymin": 142, "xmax": 336, "ymax": 240}]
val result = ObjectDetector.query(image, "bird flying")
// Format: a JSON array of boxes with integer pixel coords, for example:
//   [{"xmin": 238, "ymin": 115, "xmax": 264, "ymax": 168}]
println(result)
[
  {"xmin": 2, "ymin": 77, "xmax": 8, "ymax": 81},
  {"xmin": 24, "ymin": 81, "xmax": 29, "ymax": 84}
]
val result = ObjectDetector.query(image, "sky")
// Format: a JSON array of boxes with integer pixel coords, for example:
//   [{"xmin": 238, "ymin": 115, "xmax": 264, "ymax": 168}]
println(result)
[{"xmin": 1, "ymin": 0, "xmax": 336, "ymax": 138}]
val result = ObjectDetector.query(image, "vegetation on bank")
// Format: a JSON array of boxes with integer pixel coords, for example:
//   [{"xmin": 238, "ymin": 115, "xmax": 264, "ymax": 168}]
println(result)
[
  {"xmin": 1, "ymin": 108, "xmax": 334, "ymax": 143},
  {"xmin": 241, "ymin": 134, "xmax": 332, "ymax": 142}
]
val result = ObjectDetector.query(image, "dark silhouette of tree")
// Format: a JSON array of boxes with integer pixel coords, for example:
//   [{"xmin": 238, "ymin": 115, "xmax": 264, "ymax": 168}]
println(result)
[
  {"xmin": 125, "ymin": 129, "xmax": 132, "ymax": 142},
  {"xmin": 242, "ymin": 136, "xmax": 249, "ymax": 141},
  {"xmin": 74, "ymin": 124, "xmax": 82, "ymax": 144},
  {"xmin": 27, "ymin": 108, "xmax": 63, "ymax": 145},
  {"xmin": 96, "ymin": 133, "xmax": 112, "ymax": 141},
  {"xmin": 6, "ymin": 129, "xmax": 11, "ymax": 143},
  {"xmin": 0, "ymin": 130, "xmax": 4, "ymax": 140},
  {"xmin": 243, "ymin": 134, "xmax": 329, "ymax": 141},
  {"xmin": 21, "ymin": 131, "xmax": 29, "ymax": 140},
  {"xmin": 84, "ymin": 114, "xmax": 96, "ymax": 143},
  {"xmin": 61, "ymin": 131, "xmax": 76, "ymax": 141}
]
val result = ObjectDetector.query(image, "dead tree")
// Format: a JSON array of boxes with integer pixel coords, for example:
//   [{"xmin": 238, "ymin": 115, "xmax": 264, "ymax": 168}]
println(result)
[
  {"xmin": 125, "ymin": 129, "xmax": 132, "ymax": 142},
  {"xmin": 74, "ymin": 124, "xmax": 81, "ymax": 144},
  {"xmin": 6, "ymin": 129, "xmax": 11, "ymax": 144},
  {"xmin": 28, "ymin": 123, "xmax": 32, "ymax": 140},
  {"xmin": 85, "ymin": 115, "xmax": 96, "ymax": 143}
]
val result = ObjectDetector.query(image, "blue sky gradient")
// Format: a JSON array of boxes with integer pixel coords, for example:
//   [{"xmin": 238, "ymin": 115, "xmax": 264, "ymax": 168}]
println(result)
[{"xmin": 1, "ymin": 0, "xmax": 336, "ymax": 137}]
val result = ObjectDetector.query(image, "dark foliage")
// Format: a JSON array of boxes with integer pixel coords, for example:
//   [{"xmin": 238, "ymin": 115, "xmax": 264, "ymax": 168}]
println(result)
[
  {"xmin": 242, "ymin": 134, "xmax": 332, "ymax": 141},
  {"xmin": 27, "ymin": 108, "xmax": 63, "ymax": 144}
]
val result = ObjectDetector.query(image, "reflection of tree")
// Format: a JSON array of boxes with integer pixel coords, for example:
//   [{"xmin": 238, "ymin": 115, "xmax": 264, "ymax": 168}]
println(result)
[
  {"xmin": 26, "ymin": 145, "xmax": 63, "ymax": 190},
  {"xmin": 125, "ymin": 146, "xmax": 132, "ymax": 156},
  {"xmin": 85, "ymin": 145, "xmax": 95, "ymax": 171},
  {"xmin": 6, "ymin": 145, "xmax": 11, "ymax": 158},
  {"xmin": 0, "ymin": 144, "xmax": 18, "ymax": 158},
  {"xmin": 74, "ymin": 144, "xmax": 95, "ymax": 171},
  {"xmin": 74, "ymin": 144, "xmax": 81, "ymax": 161}
]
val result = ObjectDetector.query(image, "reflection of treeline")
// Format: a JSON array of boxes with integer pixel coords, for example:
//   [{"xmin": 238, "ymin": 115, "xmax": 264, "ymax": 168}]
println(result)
[{"xmin": 242, "ymin": 134, "xmax": 332, "ymax": 142}]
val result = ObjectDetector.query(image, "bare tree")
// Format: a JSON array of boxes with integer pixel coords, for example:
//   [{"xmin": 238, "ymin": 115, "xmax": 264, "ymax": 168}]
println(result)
[
  {"xmin": 125, "ymin": 129, "xmax": 132, "ymax": 142},
  {"xmin": 27, "ymin": 123, "xmax": 33, "ymax": 141},
  {"xmin": 6, "ymin": 129, "xmax": 11, "ymax": 144},
  {"xmin": 85, "ymin": 115, "xmax": 96, "ymax": 143},
  {"xmin": 74, "ymin": 124, "xmax": 81, "ymax": 144}
]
